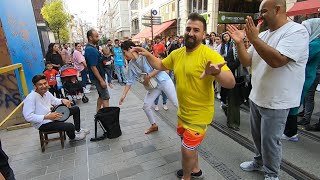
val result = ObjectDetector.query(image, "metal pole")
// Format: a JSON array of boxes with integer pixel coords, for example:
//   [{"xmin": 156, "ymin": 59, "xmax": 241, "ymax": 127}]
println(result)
[{"xmin": 151, "ymin": 9, "xmax": 154, "ymax": 43}]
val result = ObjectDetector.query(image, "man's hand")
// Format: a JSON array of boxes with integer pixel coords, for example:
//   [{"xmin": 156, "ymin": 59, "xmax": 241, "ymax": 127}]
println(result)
[
  {"xmin": 100, "ymin": 80, "xmax": 107, "ymax": 89},
  {"xmin": 61, "ymin": 99, "xmax": 72, "ymax": 108},
  {"xmin": 143, "ymin": 75, "xmax": 151, "ymax": 86},
  {"xmin": 200, "ymin": 61, "xmax": 226, "ymax": 79},
  {"xmin": 245, "ymin": 16, "xmax": 261, "ymax": 43},
  {"xmin": 227, "ymin": 25, "xmax": 246, "ymax": 44},
  {"xmin": 119, "ymin": 95, "xmax": 126, "ymax": 105},
  {"xmin": 45, "ymin": 112, "xmax": 63, "ymax": 121},
  {"xmin": 131, "ymin": 47, "xmax": 150, "ymax": 57}
]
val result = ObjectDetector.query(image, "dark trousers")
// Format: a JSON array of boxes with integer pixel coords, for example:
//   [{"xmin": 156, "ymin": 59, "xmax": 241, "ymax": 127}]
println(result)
[
  {"xmin": 49, "ymin": 85, "xmax": 63, "ymax": 98},
  {"xmin": 38, "ymin": 106, "xmax": 81, "ymax": 139},
  {"xmin": 284, "ymin": 115, "xmax": 298, "ymax": 137},
  {"xmin": 105, "ymin": 67, "xmax": 113, "ymax": 84},
  {"xmin": 0, "ymin": 141, "xmax": 15, "ymax": 180},
  {"xmin": 80, "ymin": 69, "xmax": 88, "ymax": 88},
  {"xmin": 220, "ymin": 87, "xmax": 228, "ymax": 104},
  {"xmin": 227, "ymin": 86, "xmax": 241, "ymax": 128}
]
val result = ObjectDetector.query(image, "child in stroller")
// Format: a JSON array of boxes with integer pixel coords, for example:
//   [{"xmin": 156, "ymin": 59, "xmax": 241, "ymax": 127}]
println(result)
[{"xmin": 60, "ymin": 65, "xmax": 89, "ymax": 104}]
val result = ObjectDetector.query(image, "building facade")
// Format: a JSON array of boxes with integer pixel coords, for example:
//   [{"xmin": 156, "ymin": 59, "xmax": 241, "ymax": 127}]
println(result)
[
  {"xmin": 100, "ymin": 0, "xmax": 130, "ymax": 40},
  {"xmin": 129, "ymin": 0, "xmax": 299, "ymax": 40}
]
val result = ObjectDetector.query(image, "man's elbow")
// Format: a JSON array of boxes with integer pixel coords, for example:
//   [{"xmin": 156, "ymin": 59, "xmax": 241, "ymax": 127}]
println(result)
[{"xmin": 222, "ymin": 78, "xmax": 236, "ymax": 89}]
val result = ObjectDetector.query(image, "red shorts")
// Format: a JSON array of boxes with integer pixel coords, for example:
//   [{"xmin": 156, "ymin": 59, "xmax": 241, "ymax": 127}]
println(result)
[{"xmin": 176, "ymin": 119, "xmax": 208, "ymax": 150}]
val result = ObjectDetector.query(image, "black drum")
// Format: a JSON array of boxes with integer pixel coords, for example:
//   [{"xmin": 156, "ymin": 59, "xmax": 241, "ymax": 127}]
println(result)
[{"xmin": 51, "ymin": 104, "xmax": 70, "ymax": 122}]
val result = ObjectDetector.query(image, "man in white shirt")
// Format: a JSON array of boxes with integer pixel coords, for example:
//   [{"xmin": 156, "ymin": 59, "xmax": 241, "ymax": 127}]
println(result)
[
  {"xmin": 227, "ymin": 0, "xmax": 309, "ymax": 180},
  {"xmin": 23, "ymin": 75, "xmax": 89, "ymax": 141}
]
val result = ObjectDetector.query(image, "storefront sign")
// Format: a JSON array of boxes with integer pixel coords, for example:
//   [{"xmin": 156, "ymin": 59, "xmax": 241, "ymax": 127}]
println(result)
[{"xmin": 218, "ymin": 12, "xmax": 254, "ymax": 24}]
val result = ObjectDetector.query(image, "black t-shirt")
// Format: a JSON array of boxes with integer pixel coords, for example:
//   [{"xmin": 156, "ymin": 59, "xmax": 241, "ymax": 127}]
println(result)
[{"xmin": 46, "ymin": 53, "xmax": 64, "ymax": 71}]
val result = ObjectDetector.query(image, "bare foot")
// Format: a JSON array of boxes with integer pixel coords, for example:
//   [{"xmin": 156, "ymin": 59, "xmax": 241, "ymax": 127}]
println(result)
[
  {"xmin": 109, "ymin": 83, "xmax": 114, "ymax": 89},
  {"xmin": 144, "ymin": 125, "xmax": 158, "ymax": 134}
]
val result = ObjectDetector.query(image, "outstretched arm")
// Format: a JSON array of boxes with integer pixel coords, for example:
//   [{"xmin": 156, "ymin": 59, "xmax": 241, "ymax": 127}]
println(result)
[
  {"xmin": 131, "ymin": 47, "xmax": 168, "ymax": 71},
  {"xmin": 119, "ymin": 85, "xmax": 132, "ymax": 105}
]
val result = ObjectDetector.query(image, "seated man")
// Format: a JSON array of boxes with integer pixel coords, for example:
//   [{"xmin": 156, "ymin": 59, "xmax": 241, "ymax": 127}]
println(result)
[{"xmin": 23, "ymin": 74, "xmax": 89, "ymax": 141}]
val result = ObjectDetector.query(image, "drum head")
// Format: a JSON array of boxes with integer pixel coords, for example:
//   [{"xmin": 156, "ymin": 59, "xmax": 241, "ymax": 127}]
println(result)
[{"xmin": 52, "ymin": 105, "xmax": 70, "ymax": 122}]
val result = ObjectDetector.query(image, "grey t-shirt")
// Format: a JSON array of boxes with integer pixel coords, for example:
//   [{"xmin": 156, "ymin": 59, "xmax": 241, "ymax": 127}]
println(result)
[{"xmin": 249, "ymin": 22, "xmax": 309, "ymax": 109}]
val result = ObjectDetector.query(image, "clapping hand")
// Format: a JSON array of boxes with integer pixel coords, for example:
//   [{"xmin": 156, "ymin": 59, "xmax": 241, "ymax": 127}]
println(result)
[
  {"xmin": 244, "ymin": 16, "xmax": 262, "ymax": 43},
  {"xmin": 227, "ymin": 25, "xmax": 246, "ymax": 44},
  {"xmin": 200, "ymin": 61, "xmax": 226, "ymax": 79}
]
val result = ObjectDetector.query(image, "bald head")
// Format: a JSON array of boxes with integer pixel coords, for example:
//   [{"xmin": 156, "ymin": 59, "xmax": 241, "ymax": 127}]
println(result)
[
  {"xmin": 275, "ymin": 0, "xmax": 286, "ymax": 12},
  {"xmin": 259, "ymin": 0, "xmax": 289, "ymax": 31}
]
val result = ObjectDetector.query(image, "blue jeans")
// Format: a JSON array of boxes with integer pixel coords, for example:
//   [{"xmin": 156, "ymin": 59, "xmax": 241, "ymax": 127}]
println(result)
[
  {"xmin": 114, "ymin": 65, "xmax": 127, "ymax": 83},
  {"xmin": 80, "ymin": 69, "xmax": 88, "ymax": 87},
  {"xmin": 105, "ymin": 67, "xmax": 113, "ymax": 84},
  {"xmin": 154, "ymin": 91, "xmax": 167, "ymax": 105}
]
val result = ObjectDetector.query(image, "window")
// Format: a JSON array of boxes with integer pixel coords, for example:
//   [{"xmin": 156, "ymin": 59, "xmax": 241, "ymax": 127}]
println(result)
[
  {"xmin": 144, "ymin": 0, "xmax": 149, "ymax": 7},
  {"xmin": 188, "ymin": 0, "xmax": 208, "ymax": 14},
  {"xmin": 130, "ymin": 0, "xmax": 138, "ymax": 10},
  {"xmin": 218, "ymin": 0, "xmax": 261, "ymax": 13},
  {"xmin": 172, "ymin": 2, "xmax": 175, "ymax": 11}
]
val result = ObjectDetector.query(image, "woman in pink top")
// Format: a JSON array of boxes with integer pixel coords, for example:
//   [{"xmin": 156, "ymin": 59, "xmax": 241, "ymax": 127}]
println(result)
[{"xmin": 73, "ymin": 43, "xmax": 90, "ymax": 93}]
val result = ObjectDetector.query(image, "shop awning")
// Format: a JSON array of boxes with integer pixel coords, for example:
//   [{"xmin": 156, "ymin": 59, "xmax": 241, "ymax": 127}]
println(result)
[
  {"xmin": 287, "ymin": 0, "xmax": 320, "ymax": 16},
  {"xmin": 132, "ymin": 20, "xmax": 176, "ymax": 40}
]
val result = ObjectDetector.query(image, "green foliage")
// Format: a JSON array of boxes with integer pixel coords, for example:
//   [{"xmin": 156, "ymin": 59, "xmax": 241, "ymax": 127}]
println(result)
[
  {"xmin": 41, "ymin": 0, "xmax": 70, "ymax": 43},
  {"xmin": 60, "ymin": 26, "xmax": 70, "ymax": 43},
  {"xmin": 99, "ymin": 35, "xmax": 108, "ymax": 45}
]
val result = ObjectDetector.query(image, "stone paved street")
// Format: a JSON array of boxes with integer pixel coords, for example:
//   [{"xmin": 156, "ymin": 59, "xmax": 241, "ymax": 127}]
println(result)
[{"xmin": 0, "ymin": 83, "xmax": 225, "ymax": 180}]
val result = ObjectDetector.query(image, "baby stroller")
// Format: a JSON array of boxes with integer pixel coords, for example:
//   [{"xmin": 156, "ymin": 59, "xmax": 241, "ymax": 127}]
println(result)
[{"xmin": 60, "ymin": 65, "xmax": 89, "ymax": 104}]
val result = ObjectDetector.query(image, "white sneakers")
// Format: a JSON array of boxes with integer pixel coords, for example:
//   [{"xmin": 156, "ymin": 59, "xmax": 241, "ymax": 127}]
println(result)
[
  {"xmin": 71, "ymin": 132, "xmax": 86, "ymax": 141},
  {"xmin": 77, "ymin": 128, "xmax": 90, "ymax": 135},
  {"xmin": 155, "ymin": 105, "xmax": 168, "ymax": 111},
  {"xmin": 76, "ymin": 94, "xmax": 81, "ymax": 100},
  {"xmin": 83, "ymin": 87, "xmax": 91, "ymax": 94},
  {"xmin": 71, "ymin": 128, "xmax": 90, "ymax": 141},
  {"xmin": 265, "ymin": 176, "xmax": 279, "ymax": 180},
  {"xmin": 163, "ymin": 104, "xmax": 168, "ymax": 110},
  {"xmin": 240, "ymin": 161, "xmax": 263, "ymax": 172},
  {"xmin": 281, "ymin": 134, "xmax": 298, "ymax": 142},
  {"xmin": 240, "ymin": 161, "xmax": 280, "ymax": 180}
]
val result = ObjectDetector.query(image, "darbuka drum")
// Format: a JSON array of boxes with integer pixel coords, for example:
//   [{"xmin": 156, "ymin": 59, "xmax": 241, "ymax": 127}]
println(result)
[{"xmin": 51, "ymin": 104, "xmax": 70, "ymax": 122}]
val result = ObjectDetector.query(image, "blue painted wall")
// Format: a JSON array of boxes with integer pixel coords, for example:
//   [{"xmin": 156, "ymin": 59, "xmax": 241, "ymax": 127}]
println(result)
[{"xmin": 0, "ymin": 0, "xmax": 45, "ymax": 94}]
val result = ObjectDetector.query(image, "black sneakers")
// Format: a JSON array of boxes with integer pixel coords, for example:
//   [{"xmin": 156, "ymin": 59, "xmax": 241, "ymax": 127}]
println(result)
[{"xmin": 176, "ymin": 169, "xmax": 204, "ymax": 179}]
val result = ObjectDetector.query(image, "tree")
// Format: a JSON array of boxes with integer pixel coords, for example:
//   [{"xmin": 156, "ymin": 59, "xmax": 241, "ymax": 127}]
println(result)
[
  {"xmin": 60, "ymin": 26, "xmax": 70, "ymax": 43},
  {"xmin": 41, "ymin": 0, "xmax": 70, "ymax": 43}
]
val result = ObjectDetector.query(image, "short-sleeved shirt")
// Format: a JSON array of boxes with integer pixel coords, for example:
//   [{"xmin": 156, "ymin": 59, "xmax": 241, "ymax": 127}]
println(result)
[
  {"xmin": 61, "ymin": 49, "xmax": 72, "ymax": 64},
  {"xmin": 113, "ymin": 47, "xmax": 125, "ymax": 66},
  {"xmin": 84, "ymin": 44, "xmax": 105, "ymax": 81},
  {"xmin": 153, "ymin": 43, "xmax": 166, "ymax": 57},
  {"xmin": 248, "ymin": 22, "xmax": 309, "ymax": 109},
  {"xmin": 73, "ymin": 50, "xmax": 85, "ymax": 72},
  {"xmin": 43, "ymin": 69, "xmax": 59, "ymax": 85},
  {"xmin": 126, "ymin": 55, "xmax": 171, "ymax": 86},
  {"xmin": 162, "ymin": 44, "xmax": 229, "ymax": 125}
]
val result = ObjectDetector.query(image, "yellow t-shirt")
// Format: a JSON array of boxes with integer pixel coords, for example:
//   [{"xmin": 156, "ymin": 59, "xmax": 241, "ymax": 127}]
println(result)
[{"xmin": 162, "ymin": 44, "xmax": 230, "ymax": 125}]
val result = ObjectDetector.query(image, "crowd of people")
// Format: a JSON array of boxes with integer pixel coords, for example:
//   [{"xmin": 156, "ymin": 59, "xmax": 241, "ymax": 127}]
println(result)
[{"xmin": 1, "ymin": 0, "xmax": 320, "ymax": 180}]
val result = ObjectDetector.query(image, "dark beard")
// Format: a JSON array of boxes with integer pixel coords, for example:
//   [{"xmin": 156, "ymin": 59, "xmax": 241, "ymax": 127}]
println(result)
[{"xmin": 184, "ymin": 35, "xmax": 198, "ymax": 49}]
